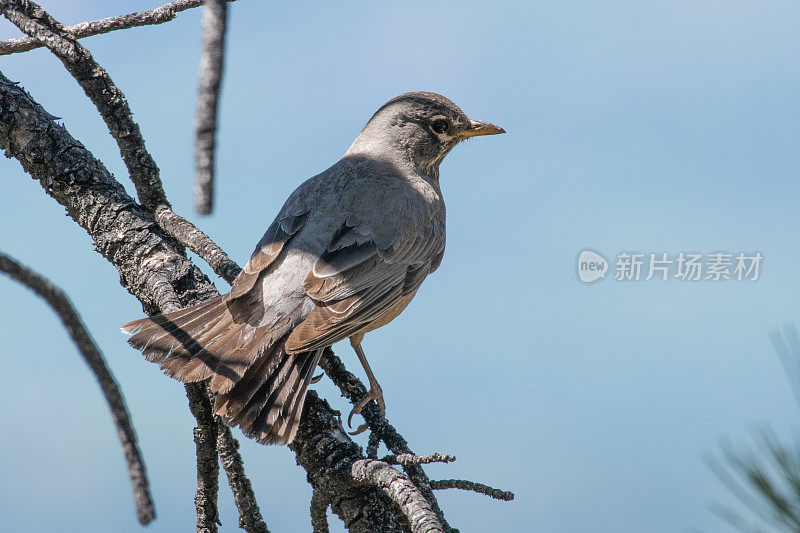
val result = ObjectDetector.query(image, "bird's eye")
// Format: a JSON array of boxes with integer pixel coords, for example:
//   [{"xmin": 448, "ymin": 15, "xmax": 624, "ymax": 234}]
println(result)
[{"xmin": 430, "ymin": 118, "xmax": 449, "ymax": 134}]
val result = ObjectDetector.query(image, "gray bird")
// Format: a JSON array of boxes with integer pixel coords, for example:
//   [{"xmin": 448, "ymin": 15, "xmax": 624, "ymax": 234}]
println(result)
[{"xmin": 122, "ymin": 92, "xmax": 504, "ymax": 444}]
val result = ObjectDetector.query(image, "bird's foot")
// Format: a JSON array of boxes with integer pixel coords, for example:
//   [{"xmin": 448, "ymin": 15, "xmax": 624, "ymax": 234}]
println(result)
[{"xmin": 347, "ymin": 385, "xmax": 385, "ymax": 435}]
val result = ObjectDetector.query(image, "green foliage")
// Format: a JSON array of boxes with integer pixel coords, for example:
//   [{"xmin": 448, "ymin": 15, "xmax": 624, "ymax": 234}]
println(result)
[{"xmin": 711, "ymin": 326, "xmax": 800, "ymax": 532}]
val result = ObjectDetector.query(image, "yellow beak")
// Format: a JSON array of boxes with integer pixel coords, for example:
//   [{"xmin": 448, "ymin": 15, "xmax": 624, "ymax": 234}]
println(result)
[{"xmin": 458, "ymin": 119, "xmax": 506, "ymax": 139}]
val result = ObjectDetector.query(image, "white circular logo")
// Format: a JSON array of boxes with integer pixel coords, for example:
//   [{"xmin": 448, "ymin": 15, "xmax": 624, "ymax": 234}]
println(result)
[{"xmin": 577, "ymin": 250, "xmax": 608, "ymax": 283}]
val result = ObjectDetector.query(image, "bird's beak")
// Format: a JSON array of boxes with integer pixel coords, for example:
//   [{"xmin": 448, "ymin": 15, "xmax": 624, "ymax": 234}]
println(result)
[{"xmin": 458, "ymin": 119, "xmax": 506, "ymax": 139}]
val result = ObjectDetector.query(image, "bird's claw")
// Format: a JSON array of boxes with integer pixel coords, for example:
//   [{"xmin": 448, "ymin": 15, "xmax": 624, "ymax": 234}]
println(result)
[
  {"xmin": 348, "ymin": 422, "xmax": 370, "ymax": 436},
  {"xmin": 310, "ymin": 372, "xmax": 324, "ymax": 384},
  {"xmin": 346, "ymin": 386, "xmax": 385, "ymax": 434}
]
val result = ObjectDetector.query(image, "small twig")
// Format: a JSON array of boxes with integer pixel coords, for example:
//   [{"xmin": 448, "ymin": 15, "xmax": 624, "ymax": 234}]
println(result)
[
  {"xmin": 381, "ymin": 453, "xmax": 456, "ymax": 466},
  {"xmin": 310, "ymin": 487, "xmax": 329, "ymax": 533},
  {"xmin": 0, "ymin": 251, "xmax": 155, "ymax": 525},
  {"xmin": 351, "ymin": 459, "xmax": 444, "ymax": 533},
  {"xmin": 0, "ymin": 0, "xmax": 237, "ymax": 56},
  {"xmin": 430, "ymin": 479, "xmax": 515, "ymax": 502},
  {"xmin": 186, "ymin": 382, "xmax": 221, "ymax": 533},
  {"xmin": 216, "ymin": 407, "xmax": 270, "ymax": 533},
  {"xmin": 194, "ymin": 0, "xmax": 228, "ymax": 215},
  {"xmin": 154, "ymin": 205, "xmax": 241, "ymax": 284}
]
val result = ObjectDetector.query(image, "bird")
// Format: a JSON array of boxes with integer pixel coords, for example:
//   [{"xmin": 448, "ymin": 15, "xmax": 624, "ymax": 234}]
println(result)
[{"xmin": 122, "ymin": 92, "xmax": 504, "ymax": 444}]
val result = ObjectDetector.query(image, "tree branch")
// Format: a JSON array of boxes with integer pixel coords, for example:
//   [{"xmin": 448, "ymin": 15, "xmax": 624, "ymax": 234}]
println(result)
[
  {"xmin": 0, "ymin": 251, "xmax": 155, "ymax": 525},
  {"xmin": 430, "ymin": 479, "xmax": 515, "ymax": 502},
  {"xmin": 310, "ymin": 487, "xmax": 329, "ymax": 533},
  {"xmin": 216, "ymin": 407, "xmax": 270, "ymax": 532},
  {"xmin": 186, "ymin": 382, "xmax": 221, "ymax": 533},
  {"xmin": 0, "ymin": 69, "xmax": 228, "ymax": 528},
  {"xmin": 0, "ymin": 0, "xmax": 237, "ymax": 56},
  {"xmin": 366, "ymin": 430, "xmax": 381, "ymax": 459},
  {"xmin": 194, "ymin": 0, "xmax": 227, "ymax": 215},
  {"xmin": 0, "ymin": 0, "xmax": 169, "ymax": 212},
  {"xmin": 351, "ymin": 459, "xmax": 444, "ymax": 533},
  {"xmin": 381, "ymin": 453, "xmax": 456, "ymax": 467},
  {"xmin": 154, "ymin": 205, "xmax": 241, "ymax": 284},
  {"xmin": 291, "ymin": 391, "xmax": 407, "ymax": 533}
]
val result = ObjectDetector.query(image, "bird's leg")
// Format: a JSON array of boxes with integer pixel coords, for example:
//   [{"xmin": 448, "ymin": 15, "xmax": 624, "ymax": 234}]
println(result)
[{"xmin": 347, "ymin": 333, "xmax": 386, "ymax": 435}]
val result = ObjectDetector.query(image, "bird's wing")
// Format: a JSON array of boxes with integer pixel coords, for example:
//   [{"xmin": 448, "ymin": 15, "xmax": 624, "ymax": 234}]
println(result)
[
  {"xmin": 229, "ymin": 209, "xmax": 309, "ymax": 299},
  {"xmin": 285, "ymin": 219, "xmax": 444, "ymax": 353}
]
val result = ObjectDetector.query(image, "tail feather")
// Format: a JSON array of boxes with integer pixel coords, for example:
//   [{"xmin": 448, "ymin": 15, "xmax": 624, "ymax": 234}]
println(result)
[
  {"xmin": 264, "ymin": 349, "xmax": 321, "ymax": 443},
  {"xmin": 208, "ymin": 325, "xmax": 274, "ymax": 394},
  {"xmin": 161, "ymin": 315, "xmax": 237, "ymax": 381},
  {"xmin": 232, "ymin": 343, "xmax": 296, "ymax": 429},
  {"xmin": 123, "ymin": 297, "xmax": 227, "ymax": 365},
  {"xmin": 241, "ymin": 347, "xmax": 321, "ymax": 444},
  {"xmin": 165, "ymin": 317, "xmax": 252, "ymax": 387},
  {"xmin": 171, "ymin": 320, "xmax": 251, "ymax": 385},
  {"xmin": 215, "ymin": 341, "xmax": 282, "ymax": 420},
  {"xmin": 124, "ymin": 298, "xmax": 219, "ymax": 343},
  {"xmin": 123, "ymin": 297, "xmax": 320, "ymax": 444}
]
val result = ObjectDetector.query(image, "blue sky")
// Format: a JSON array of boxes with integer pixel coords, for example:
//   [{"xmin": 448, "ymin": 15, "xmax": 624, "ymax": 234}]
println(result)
[{"xmin": 2, "ymin": 1, "xmax": 800, "ymax": 531}]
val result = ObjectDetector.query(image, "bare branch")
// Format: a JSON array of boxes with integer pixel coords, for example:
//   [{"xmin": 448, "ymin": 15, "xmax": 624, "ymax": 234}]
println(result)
[
  {"xmin": 0, "ymin": 1, "xmax": 238, "ymax": 56},
  {"xmin": 0, "ymin": 251, "xmax": 155, "ymax": 525},
  {"xmin": 430, "ymin": 479, "xmax": 515, "ymax": 502},
  {"xmin": 310, "ymin": 488, "xmax": 329, "ymax": 533},
  {"xmin": 1, "ymin": 1, "xmax": 241, "ymax": 287},
  {"xmin": 0, "ymin": 0, "xmax": 169, "ymax": 212},
  {"xmin": 351, "ymin": 459, "xmax": 444, "ymax": 533},
  {"xmin": 194, "ymin": 0, "xmax": 228, "ymax": 215},
  {"xmin": 154, "ymin": 205, "xmax": 241, "ymax": 284},
  {"xmin": 186, "ymin": 382, "xmax": 221, "ymax": 533},
  {"xmin": 381, "ymin": 453, "xmax": 456, "ymax": 467},
  {"xmin": 217, "ymin": 419, "xmax": 270, "ymax": 533}
]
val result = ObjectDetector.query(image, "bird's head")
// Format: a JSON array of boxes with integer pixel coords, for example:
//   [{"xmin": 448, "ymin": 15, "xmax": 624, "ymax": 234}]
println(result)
[{"xmin": 346, "ymin": 92, "xmax": 504, "ymax": 177}]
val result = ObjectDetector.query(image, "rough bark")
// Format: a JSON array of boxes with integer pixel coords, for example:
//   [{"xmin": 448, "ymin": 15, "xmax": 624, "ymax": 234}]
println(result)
[
  {"xmin": 291, "ymin": 392, "xmax": 407, "ymax": 533},
  {"xmin": 350, "ymin": 459, "xmax": 443, "ymax": 533},
  {"xmin": 187, "ymin": 382, "xmax": 221, "ymax": 533},
  {"xmin": 217, "ymin": 423, "xmax": 270, "ymax": 533}
]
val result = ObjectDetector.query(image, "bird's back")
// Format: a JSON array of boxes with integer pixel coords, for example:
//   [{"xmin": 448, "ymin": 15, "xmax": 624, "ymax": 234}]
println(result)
[{"xmin": 248, "ymin": 154, "xmax": 446, "ymax": 338}]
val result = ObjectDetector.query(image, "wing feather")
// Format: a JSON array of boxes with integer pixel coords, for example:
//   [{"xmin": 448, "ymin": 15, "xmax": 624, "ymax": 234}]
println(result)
[
  {"xmin": 286, "ymin": 221, "xmax": 443, "ymax": 353},
  {"xmin": 229, "ymin": 211, "xmax": 309, "ymax": 299}
]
